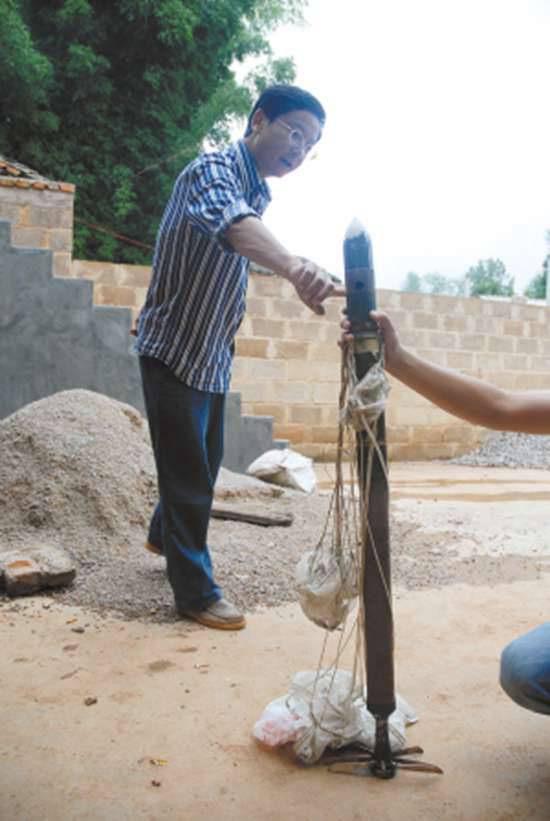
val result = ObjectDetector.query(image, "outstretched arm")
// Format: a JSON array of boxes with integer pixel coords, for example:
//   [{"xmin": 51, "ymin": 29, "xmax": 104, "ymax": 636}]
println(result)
[
  {"xmin": 352, "ymin": 311, "xmax": 550, "ymax": 435},
  {"xmin": 226, "ymin": 216, "xmax": 336, "ymax": 316}
]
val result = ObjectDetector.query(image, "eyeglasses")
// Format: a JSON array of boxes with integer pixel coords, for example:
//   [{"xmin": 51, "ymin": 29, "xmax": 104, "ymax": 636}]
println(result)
[{"xmin": 276, "ymin": 119, "xmax": 317, "ymax": 156}]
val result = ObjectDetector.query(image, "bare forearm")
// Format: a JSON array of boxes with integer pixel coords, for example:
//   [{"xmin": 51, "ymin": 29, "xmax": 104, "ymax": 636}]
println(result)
[
  {"xmin": 225, "ymin": 217, "xmax": 296, "ymax": 280},
  {"xmin": 391, "ymin": 348, "xmax": 550, "ymax": 434}
]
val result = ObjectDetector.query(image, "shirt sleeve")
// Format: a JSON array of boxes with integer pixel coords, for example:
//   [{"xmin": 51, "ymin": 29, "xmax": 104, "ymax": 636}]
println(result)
[{"xmin": 185, "ymin": 153, "xmax": 260, "ymax": 247}]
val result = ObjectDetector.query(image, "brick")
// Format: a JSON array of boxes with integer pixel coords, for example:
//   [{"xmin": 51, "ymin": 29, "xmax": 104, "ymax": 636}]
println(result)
[
  {"xmin": 443, "ymin": 315, "xmax": 467, "ymax": 332},
  {"xmin": 312, "ymin": 382, "xmax": 339, "ymax": 404},
  {"xmin": 473, "ymin": 352, "xmax": 500, "ymax": 370},
  {"xmin": 459, "ymin": 334, "xmax": 486, "ymax": 352},
  {"xmin": 48, "ymin": 228, "xmax": 73, "ymax": 252},
  {"xmin": 0, "ymin": 203, "xmax": 22, "ymax": 223},
  {"xmin": 516, "ymin": 338, "xmax": 539, "ymax": 355},
  {"xmin": 398, "ymin": 293, "xmax": 427, "ymax": 311},
  {"xmin": 321, "ymin": 405, "xmax": 340, "ymax": 426},
  {"xmin": 502, "ymin": 354, "xmax": 528, "ymax": 371},
  {"xmin": 248, "ymin": 274, "xmax": 286, "ymax": 298},
  {"xmin": 53, "ymin": 253, "xmax": 73, "ymax": 277},
  {"xmin": 289, "ymin": 405, "xmax": 324, "ymax": 425},
  {"xmin": 246, "ymin": 359, "xmax": 285, "ymax": 381},
  {"xmin": 306, "ymin": 343, "xmax": 340, "ymax": 363},
  {"xmin": 251, "ymin": 317, "xmax": 286, "ymax": 338},
  {"xmin": 412, "ymin": 311, "xmax": 439, "ymax": 330},
  {"xmin": 384, "ymin": 424, "xmax": 410, "ymax": 444},
  {"xmin": 271, "ymin": 340, "xmax": 309, "ymax": 360},
  {"xmin": 400, "ymin": 329, "xmax": 426, "ymax": 348},
  {"xmin": 416, "ymin": 349, "xmax": 448, "ymax": 366},
  {"xmin": 28, "ymin": 204, "xmax": 71, "ymax": 229},
  {"xmin": 286, "ymin": 360, "xmax": 334, "ymax": 381},
  {"xmin": 530, "ymin": 356, "xmax": 550, "ymax": 372},
  {"xmin": 428, "ymin": 331, "xmax": 457, "ymax": 349},
  {"xmin": 271, "ymin": 381, "xmax": 312, "ymax": 403},
  {"xmin": 238, "ymin": 382, "xmax": 275, "ymax": 402},
  {"xmin": 11, "ymin": 226, "xmax": 49, "ymax": 249},
  {"xmin": 446, "ymin": 351, "xmax": 474, "ymax": 369},
  {"xmin": 378, "ymin": 289, "xmax": 401, "ymax": 309},
  {"xmin": 274, "ymin": 423, "xmax": 310, "ymax": 443},
  {"xmin": 235, "ymin": 337, "xmax": 269, "ymax": 358},
  {"xmin": 287, "ymin": 319, "xmax": 326, "ymax": 342},
  {"xmin": 248, "ymin": 403, "xmax": 288, "ymax": 424},
  {"xmin": 311, "ymin": 425, "xmax": 339, "ymax": 444},
  {"xmin": 269, "ymin": 298, "xmax": 308, "ymax": 320},
  {"xmin": 503, "ymin": 319, "xmax": 525, "ymax": 336},
  {"xmin": 94, "ymin": 284, "xmax": 139, "ymax": 307},
  {"xmin": 488, "ymin": 335, "xmax": 514, "ymax": 353},
  {"xmin": 245, "ymin": 296, "xmax": 268, "ymax": 317}
]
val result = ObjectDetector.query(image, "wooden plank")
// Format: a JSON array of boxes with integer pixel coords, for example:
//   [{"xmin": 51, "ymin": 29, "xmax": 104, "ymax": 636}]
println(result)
[{"xmin": 210, "ymin": 505, "xmax": 293, "ymax": 527}]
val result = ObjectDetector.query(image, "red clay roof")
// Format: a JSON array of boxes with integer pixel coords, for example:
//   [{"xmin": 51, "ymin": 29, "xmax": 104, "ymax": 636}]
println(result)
[{"xmin": 0, "ymin": 156, "xmax": 75, "ymax": 193}]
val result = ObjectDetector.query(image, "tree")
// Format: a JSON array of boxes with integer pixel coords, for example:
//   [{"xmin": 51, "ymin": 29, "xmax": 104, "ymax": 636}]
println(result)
[
  {"xmin": 465, "ymin": 258, "xmax": 514, "ymax": 297},
  {"xmin": 1, "ymin": 0, "xmax": 303, "ymax": 262},
  {"xmin": 524, "ymin": 230, "xmax": 550, "ymax": 300},
  {"xmin": 401, "ymin": 270, "xmax": 466, "ymax": 295},
  {"xmin": 423, "ymin": 272, "xmax": 466, "ymax": 296},
  {"xmin": 401, "ymin": 271, "xmax": 422, "ymax": 292}
]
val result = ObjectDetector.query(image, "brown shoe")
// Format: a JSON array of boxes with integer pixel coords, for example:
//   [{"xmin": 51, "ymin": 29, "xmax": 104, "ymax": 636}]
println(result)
[
  {"xmin": 145, "ymin": 541, "xmax": 163, "ymax": 556},
  {"xmin": 182, "ymin": 598, "xmax": 246, "ymax": 631}
]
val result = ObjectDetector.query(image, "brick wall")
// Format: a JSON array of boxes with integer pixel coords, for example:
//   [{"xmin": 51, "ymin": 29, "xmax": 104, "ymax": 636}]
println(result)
[
  {"xmin": 68, "ymin": 259, "xmax": 550, "ymax": 462},
  {"xmin": 0, "ymin": 183, "xmax": 74, "ymax": 278}
]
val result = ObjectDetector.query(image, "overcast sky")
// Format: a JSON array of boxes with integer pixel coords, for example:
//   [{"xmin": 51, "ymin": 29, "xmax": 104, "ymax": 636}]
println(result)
[{"xmin": 260, "ymin": 0, "xmax": 550, "ymax": 292}]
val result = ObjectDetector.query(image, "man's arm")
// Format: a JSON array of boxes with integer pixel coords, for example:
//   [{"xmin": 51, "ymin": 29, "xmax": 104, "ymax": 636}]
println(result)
[
  {"xmin": 226, "ymin": 216, "xmax": 335, "ymax": 315},
  {"xmin": 357, "ymin": 311, "xmax": 550, "ymax": 435}
]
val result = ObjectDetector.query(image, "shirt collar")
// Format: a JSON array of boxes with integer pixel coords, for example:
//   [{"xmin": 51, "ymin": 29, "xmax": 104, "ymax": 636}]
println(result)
[{"xmin": 235, "ymin": 139, "xmax": 271, "ymax": 203}]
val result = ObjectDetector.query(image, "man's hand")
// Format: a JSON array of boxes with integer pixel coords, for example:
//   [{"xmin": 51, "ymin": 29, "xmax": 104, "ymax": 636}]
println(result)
[
  {"xmin": 285, "ymin": 257, "xmax": 335, "ymax": 315},
  {"xmin": 340, "ymin": 310, "xmax": 403, "ymax": 373}
]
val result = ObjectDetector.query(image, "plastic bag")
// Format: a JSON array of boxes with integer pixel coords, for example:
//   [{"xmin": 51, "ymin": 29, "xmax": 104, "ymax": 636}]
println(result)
[
  {"xmin": 253, "ymin": 670, "xmax": 417, "ymax": 765},
  {"xmin": 295, "ymin": 546, "xmax": 358, "ymax": 630},
  {"xmin": 246, "ymin": 448, "xmax": 316, "ymax": 494}
]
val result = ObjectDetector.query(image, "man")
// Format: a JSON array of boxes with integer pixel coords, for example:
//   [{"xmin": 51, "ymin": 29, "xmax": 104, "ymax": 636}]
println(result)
[
  {"xmin": 136, "ymin": 85, "xmax": 335, "ymax": 631},
  {"xmin": 343, "ymin": 309, "xmax": 550, "ymax": 715}
]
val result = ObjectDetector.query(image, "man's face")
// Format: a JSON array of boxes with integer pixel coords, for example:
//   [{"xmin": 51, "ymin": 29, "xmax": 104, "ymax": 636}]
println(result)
[{"xmin": 246, "ymin": 108, "xmax": 323, "ymax": 178}]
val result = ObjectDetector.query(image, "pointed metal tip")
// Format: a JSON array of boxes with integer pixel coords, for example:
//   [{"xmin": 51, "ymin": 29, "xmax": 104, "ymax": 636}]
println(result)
[{"xmin": 345, "ymin": 218, "xmax": 367, "ymax": 240}]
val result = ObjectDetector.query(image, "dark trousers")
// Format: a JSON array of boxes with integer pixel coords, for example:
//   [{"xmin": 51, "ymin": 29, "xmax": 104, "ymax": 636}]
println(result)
[{"xmin": 139, "ymin": 356, "xmax": 224, "ymax": 611}]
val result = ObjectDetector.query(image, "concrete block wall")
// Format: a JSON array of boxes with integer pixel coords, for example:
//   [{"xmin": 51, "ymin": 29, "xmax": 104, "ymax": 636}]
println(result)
[
  {"xmin": 69, "ymin": 259, "xmax": 550, "ymax": 461},
  {"xmin": 0, "ymin": 180, "xmax": 74, "ymax": 278}
]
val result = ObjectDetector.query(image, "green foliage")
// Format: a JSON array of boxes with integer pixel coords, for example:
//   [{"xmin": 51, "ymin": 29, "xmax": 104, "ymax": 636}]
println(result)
[
  {"xmin": 465, "ymin": 258, "xmax": 514, "ymax": 297},
  {"xmin": 524, "ymin": 230, "xmax": 550, "ymax": 300},
  {"xmin": 401, "ymin": 272, "xmax": 422, "ymax": 293},
  {"xmin": 401, "ymin": 270, "xmax": 466, "ymax": 296},
  {"xmin": 1, "ymin": 0, "xmax": 303, "ymax": 263}
]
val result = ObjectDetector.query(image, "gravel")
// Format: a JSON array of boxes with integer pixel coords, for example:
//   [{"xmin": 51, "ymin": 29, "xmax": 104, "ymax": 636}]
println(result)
[
  {"xmin": 1, "ymin": 390, "xmax": 547, "ymax": 625},
  {"xmin": 449, "ymin": 431, "xmax": 550, "ymax": 469}
]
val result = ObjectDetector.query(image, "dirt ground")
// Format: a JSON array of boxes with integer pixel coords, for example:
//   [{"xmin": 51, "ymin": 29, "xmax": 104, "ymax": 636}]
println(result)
[{"xmin": 1, "ymin": 462, "xmax": 550, "ymax": 821}]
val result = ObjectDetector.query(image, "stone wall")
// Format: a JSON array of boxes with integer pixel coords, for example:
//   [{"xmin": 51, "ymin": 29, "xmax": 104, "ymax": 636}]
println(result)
[{"xmin": 68, "ymin": 259, "xmax": 550, "ymax": 461}]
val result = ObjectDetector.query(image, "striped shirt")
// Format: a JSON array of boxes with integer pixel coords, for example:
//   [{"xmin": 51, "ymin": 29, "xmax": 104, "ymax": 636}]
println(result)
[{"xmin": 135, "ymin": 139, "xmax": 271, "ymax": 393}]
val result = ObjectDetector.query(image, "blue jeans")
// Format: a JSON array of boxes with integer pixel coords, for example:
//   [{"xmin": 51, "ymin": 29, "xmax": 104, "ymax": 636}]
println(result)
[
  {"xmin": 500, "ymin": 622, "xmax": 550, "ymax": 715},
  {"xmin": 139, "ymin": 356, "xmax": 224, "ymax": 612}
]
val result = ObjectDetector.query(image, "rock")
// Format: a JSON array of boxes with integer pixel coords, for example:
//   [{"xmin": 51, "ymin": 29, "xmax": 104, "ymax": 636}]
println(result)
[
  {"xmin": 2, "ymin": 557, "xmax": 41, "ymax": 596},
  {"xmin": 0, "ymin": 543, "xmax": 76, "ymax": 596}
]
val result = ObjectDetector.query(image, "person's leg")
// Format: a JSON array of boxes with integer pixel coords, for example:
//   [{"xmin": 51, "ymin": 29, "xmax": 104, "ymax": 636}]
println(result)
[
  {"xmin": 146, "ymin": 501, "xmax": 163, "ymax": 553},
  {"xmin": 500, "ymin": 622, "xmax": 550, "ymax": 715},
  {"xmin": 139, "ymin": 355, "xmax": 222, "ymax": 611}
]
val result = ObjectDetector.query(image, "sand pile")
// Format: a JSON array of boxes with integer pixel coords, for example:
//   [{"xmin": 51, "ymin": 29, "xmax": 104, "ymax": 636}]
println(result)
[{"xmin": 0, "ymin": 390, "xmax": 157, "ymax": 555}]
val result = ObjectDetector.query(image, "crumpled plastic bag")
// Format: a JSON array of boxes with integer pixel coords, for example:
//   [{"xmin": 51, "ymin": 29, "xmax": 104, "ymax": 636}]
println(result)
[
  {"xmin": 253, "ymin": 669, "xmax": 417, "ymax": 765},
  {"xmin": 295, "ymin": 547, "xmax": 358, "ymax": 630},
  {"xmin": 246, "ymin": 448, "xmax": 316, "ymax": 494}
]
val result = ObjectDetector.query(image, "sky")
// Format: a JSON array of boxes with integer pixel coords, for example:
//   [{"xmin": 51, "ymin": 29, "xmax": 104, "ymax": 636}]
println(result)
[{"xmin": 258, "ymin": 0, "xmax": 550, "ymax": 292}]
